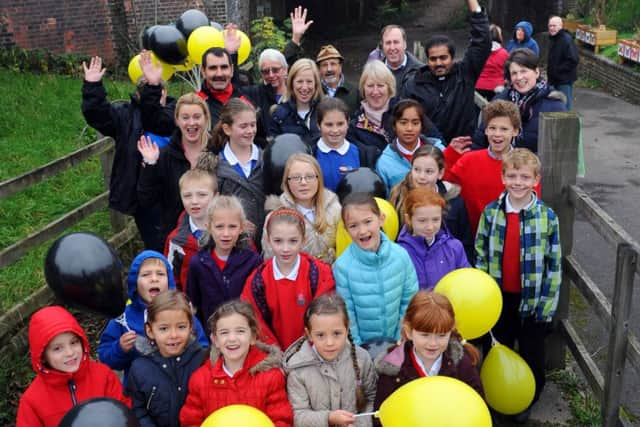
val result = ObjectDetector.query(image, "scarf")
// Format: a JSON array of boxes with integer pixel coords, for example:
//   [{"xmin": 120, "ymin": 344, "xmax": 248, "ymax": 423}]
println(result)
[
  {"xmin": 360, "ymin": 99, "xmax": 389, "ymax": 128},
  {"xmin": 202, "ymin": 81, "xmax": 234, "ymax": 104},
  {"xmin": 508, "ymin": 80, "xmax": 548, "ymax": 121}
]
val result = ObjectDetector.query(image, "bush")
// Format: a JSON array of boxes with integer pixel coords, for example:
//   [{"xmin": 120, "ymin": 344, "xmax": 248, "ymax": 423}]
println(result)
[
  {"xmin": 0, "ymin": 46, "xmax": 90, "ymax": 76},
  {"xmin": 248, "ymin": 16, "xmax": 291, "ymax": 81}
]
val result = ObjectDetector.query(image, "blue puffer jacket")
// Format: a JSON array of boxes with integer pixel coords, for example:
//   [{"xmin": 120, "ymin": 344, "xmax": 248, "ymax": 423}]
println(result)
[
  {"xmin": 333, "ymin": 232, "xmax": 418, "ymax": 345},
  {"xmin": 506, "ymin": 21, "xmax": 540, "ymax": 56},
  {"xmin": 98, "ymin": 250, "xmax": 209, "ymax": 381}
]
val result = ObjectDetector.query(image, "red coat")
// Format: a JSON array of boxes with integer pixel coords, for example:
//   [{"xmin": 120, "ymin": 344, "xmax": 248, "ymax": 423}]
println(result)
[
  {"xmin": 164, "ymin": 211, "xmax": 200, "ymax": 291},
  {"xmin": 475, "ymin": 46, "xmax": 509, "ymax": 91},
  {"xmin": 16, "ymin": 306, "xmax": 129, "ymax": 427},
  {"xmin": 240, "ymin": 253, "xmax": 335, "ymax": 349},
  {"xmin": 179, "ymin": 343, "xmax": 293, "ymax": 427}
]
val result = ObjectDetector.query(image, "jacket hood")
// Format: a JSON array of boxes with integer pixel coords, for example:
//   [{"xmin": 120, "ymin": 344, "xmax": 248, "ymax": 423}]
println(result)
[
  {"xmin": 127, "ymin": 250, "xmax": 176, "ymax": 300},
  {"xmin": 374, "ymin": 339, "xmax": 464, "ymax": 376},
  {"xmin": 513, "ymin": 21, "xmax": 533, "ymax": 40},
  {"xmin": 28, "ymin": 306, "xmax": 90, "ymax": 374},
  {"xmin": 210, "ymin": 340, "xmax": 282, "ymax": 375}
]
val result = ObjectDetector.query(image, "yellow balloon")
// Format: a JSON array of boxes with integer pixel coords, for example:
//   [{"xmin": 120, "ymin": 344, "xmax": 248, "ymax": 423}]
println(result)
[
  {"xmin": 481, "ymin": 343, "xmax": 536, "ymax": 415},
  {"xmin": 334, "ymin": 197, "xmax": 399, "ymax": 258},
  {"xmin": 434, "ymin": 268, "xmax": 502, "ymax": 340},
  {"xmin": 127, "ymin": 53, "xmax": 174, "ymax": 84},
  {"xmin": 200, "ymin": 404, "xmax": 274, "ymax": 427},
  {"xmin": 174, "ymin": 57, "xmax": 195, "ymax": 72},
  {"xmin": 187, "ymin": 26, "xmax": 223, "ymax": 65},
  {"xmin": 223, "ymin": 29, "xmax": 252, "ymax": 65},
  {"xmin": 377, "ymin": 376, "xmax": 491, "ymax": 427}
]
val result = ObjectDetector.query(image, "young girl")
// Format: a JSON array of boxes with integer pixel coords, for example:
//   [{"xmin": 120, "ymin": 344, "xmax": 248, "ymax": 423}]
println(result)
[
  {"xmin": 187, "ymin": 195, "xmax": 262, "ymax": 332},
  {"xmin": 374, "ymin": 291, "xmax": 483, "ymax": 411},
  {"xmin": 283, "ymin": 293, "xmax": 378, "ymax": 427},
  {"xmin": 333, "ymin": 193, "xmax": 418, "ymax": 357},
  {"xmin": 179, "ymin": 300, "xmax": 293, "ymax": 427},
  {"xmin": 242, "ymin": 208, "xmax": 335, "ymax": 350},
  {"xmin": 375, "ymin": 99, "xmax": 444, "ymax": 195},
  {"xmin": 17, "ymin": 306, "xmax": 129, "ymax": 427},
  {"xmin": 126, "ymin": 290, "xmax": 209, "ymax": 427},
  {"xmin": 312, "ymin": 97, "xmax": 380, "ymax": 192},
  {"xmin": 389, "ymin": 144, "xmax": 474, "ymax": 261},
  {"xmin": 213, "ymin": 98, "xmax": 266, "ymax": 242},
  {"xmin": 397, "ymin": 188, "xmax": 470, "ymax": 290},
  {"xmin": 262, "ymin": 154, "xmax": 342, "ymax": 264}
]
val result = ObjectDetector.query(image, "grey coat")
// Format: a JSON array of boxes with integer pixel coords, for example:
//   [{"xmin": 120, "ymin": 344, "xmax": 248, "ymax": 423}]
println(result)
[{"xmin": 283, "ymin": 337, "xmax": 378, "ymax": 427}]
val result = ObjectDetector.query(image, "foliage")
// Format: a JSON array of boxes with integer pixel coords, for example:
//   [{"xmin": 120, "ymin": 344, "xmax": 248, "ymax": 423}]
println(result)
[
  {"xmin": 0, "ymin": 46, "xmax": 91, "ymax": 77},
  {"xmin": 548, "ymin": 369, "xmax": 600, "ymax": 426},
  {"xmin": 370, "ymin": 0, "xmax": 410, "ymax": 28},
  {"xmin": 248, "ymin": 16, "xmax": 291, "ymax": 81},
  {"xmin": 573, "ymin": 0, "xmax": 640, "ymax": 32}
]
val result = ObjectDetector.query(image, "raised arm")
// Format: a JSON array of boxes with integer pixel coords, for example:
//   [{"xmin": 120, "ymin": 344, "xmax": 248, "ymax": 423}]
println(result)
[
  {"xmin": 284, "ymin": 6, "xmax": 314, "ymax": 66},
  {"xmin": 461, "ymin": 0, "xmax": 491, "ymax": 79}
]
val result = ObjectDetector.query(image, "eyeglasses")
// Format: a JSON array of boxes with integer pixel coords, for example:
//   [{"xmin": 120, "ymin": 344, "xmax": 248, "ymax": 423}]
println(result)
[
  {"xmin": 260, "ymin": 66, "xmax": 283, "ymax": 76},
  {"xmin": 287, "ymin": 174, "xmax": 318, "ymax": 183}
]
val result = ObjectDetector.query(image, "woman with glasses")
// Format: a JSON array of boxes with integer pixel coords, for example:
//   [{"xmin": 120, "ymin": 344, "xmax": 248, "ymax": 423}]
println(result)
[{"xmin": 261, "ymin": 153, "xmax": 341, "ymax": 264}]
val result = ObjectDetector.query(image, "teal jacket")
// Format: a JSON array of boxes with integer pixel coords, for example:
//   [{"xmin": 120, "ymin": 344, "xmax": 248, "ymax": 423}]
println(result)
[
  {"xmin": 475, "ymin": 192, "xmax": 562, "ymax": 322},
  {"xmin": 333, "ymin": 232, "xmax": 418, "ymax": 344}
]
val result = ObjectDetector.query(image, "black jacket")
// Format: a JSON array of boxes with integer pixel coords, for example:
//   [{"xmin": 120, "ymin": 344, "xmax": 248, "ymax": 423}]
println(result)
[
  {"xmin": 81, "ymin": 81, "xmax": 175, "ymax": 215},
  {"xmin": 548, "ymin": 29, "xmax": 579, "ymax": 85},
  {"xmin": 401, "ymin": 9, "xmax": 491, "ymax": 143},
  {"xmin": 269, "ymin": 99, "xmax": 321, "ymax": 144},
  {"xmin": 126, "ymin": 340, "xmax": 208, "ymax": 427},
  {"xmin": 389, "ymin": 52, "xmax": 425, "ymax": 96},
  {"xmin": 241, "ymin": 82, "xmax": 280, "ymax": 143},
  {"xmin": 136, "ymin": 132, "xmax": 191, "ymax": 241}
]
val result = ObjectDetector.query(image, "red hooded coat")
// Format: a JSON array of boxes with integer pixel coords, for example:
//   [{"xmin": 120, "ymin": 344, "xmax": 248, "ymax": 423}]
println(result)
[{"xmin": 16, "ymin": 306, "xmax": 129, "ymax": 427}]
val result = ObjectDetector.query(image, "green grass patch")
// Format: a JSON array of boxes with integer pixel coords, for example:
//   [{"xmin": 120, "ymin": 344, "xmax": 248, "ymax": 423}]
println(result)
[{"xmin": 548, "ymin": 370, "xmax": 600, "ymax": 426}]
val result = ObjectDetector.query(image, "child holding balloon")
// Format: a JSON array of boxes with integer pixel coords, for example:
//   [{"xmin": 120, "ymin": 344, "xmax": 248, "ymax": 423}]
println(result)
[
  {"xmin": 397, "ymin": 187, "xmax": 470, "ymax": 290},
  {"xmin": 126, "ymin": 290, "xmax": 209, "ymax": 427},
  {"xmin": 374, "ymin": 291, "xmax": 483, "ymax": 414},
  {"xmin": 179, "ymin": 300, "xmax": 293, "ymax": 427},
  {"xmin": 333, "ymin": 193, "xmax": 418, "ymax": 358},
  {"xmin": 283, "ymin": 293, "xmax": 378, "ymax": 427}
]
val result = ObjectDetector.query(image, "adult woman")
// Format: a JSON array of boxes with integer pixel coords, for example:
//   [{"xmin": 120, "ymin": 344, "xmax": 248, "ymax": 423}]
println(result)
[
  {"xmin": 261, "ymin": 153, "xmax": 341, "ymax": 264},
  {"xmin": 472, "ymin": 48, "xmax": 566, "ymax": 153},
  {"xmin": 506, "ymin": 21, "xmax": 540, "ymax": 56},
  {"xmin": 475, "ymin": 24, "xmax": 509, "ymax": 101},
  {"xmin": 347, "ymin": 60, "xmax": 442, "ymax": 151},
  {"xmin": 137, "ymin": 93, "xmax": 215, "ymax": 242},
  {"xmin": 269, "ymin": 58, "xmax": 323, "ymax": 143}
]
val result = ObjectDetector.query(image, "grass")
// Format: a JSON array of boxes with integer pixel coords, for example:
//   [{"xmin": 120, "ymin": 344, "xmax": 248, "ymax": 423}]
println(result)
[{"xmin": 548, "ymin": 369, "xmax": 600, "ymax": 426}]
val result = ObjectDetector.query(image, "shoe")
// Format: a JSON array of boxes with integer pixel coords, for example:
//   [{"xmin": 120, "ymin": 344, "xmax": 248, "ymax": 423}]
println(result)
[{"xmin": 512, "ymin": 406, "xmax": 532, "ymax": 424}]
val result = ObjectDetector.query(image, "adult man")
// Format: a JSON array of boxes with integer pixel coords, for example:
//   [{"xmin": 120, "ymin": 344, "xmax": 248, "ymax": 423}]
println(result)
[
  {"xmin": 380, "ymin": 25, "xmax": 424, "ymax": 95},
  {"xmin": 548, "ymin": 16, "xmax": 579, "ymax": 110},
  {"xmin": 283, "ymin": 6, "xmax": 359, "ymax": 115},
  {"xmin": 402, "ymin": 0, "xmax": 490, "ymax": 144}
]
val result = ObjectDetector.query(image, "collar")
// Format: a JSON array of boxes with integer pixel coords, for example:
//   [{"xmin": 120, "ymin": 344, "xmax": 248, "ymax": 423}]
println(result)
[
  {"xmin": 395, "ymin": 139, "xmax": 421, "ymax": 155},
  {"xmin": 223, "ymin": 143, "xmax": 260, "ymax": 166},
  {"xmin": 188, "ymin": 215, "xmax": 202, "ymax": 234},
  {"xmin": 386, "ymin": 53, "xmax": 408, "ymax": 71},
  {"xmin": 505, "ymin": 193, "xmax": 536, "ymax": 213},
  {"xmin": 272, "ymin": 254, "xmax": 301, "ymax": 280},
  {"xmin": 296, "ymin": 204, "xmax": 315, "ymax": 223},
  {"xmin": 317, "ymin": 138, "xmax": 350, "ymax": 155},
  {"xmin": 322, "ymin": 74, "xmax": 345, "ymax": 95},
  {"xmin": 412, "ymin": 346, "xmax": 443, "ymax": 376},
  {"xmin": 487, "ymin": 145, "xmax": 513, "ymax": 160}
]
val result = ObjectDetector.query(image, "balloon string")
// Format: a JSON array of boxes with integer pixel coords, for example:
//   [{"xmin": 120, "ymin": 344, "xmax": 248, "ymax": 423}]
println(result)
[
  {"xmin": 354, "ymin": 411, "xmax": 378, "ymax": 418},
  {"xmin": 174, "ymin": 71, "xmax": 198, "ymax": 92},
  {"xmin": 489, "ymin": 330, "xmax": 498, "ymax": 347}
]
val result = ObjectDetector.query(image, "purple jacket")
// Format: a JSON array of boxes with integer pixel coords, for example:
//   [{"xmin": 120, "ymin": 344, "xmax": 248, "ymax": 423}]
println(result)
[
  {"xmin": 396, "ymin": 226, "xmax": 470, "ymax": 290},
  {"xmin": 186, "ymin": 247, "xmax": 262, "ymax": 333}
]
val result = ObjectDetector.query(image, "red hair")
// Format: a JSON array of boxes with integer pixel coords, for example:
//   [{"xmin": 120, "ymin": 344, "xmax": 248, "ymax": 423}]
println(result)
[{"xmin": 403, "ymin": 187, "xmax": 446, "ymax": 233}]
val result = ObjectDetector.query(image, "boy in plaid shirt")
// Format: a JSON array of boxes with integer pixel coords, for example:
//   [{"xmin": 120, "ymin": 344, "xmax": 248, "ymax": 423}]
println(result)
[{"xmin": 475, "ymin": 148, "xmax": 561, "ymax": 422}]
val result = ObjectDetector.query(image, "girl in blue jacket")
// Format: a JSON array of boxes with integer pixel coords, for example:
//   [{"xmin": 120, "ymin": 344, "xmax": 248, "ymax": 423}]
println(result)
[{"xmin": 333, "ymin": 193, "xmax": 418, "ymax": 358}]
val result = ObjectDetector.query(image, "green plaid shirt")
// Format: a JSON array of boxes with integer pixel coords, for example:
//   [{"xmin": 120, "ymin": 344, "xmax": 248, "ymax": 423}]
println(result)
[{"xmin": 475, "ymin": 191, "xmax": 562, "ymax": 322}]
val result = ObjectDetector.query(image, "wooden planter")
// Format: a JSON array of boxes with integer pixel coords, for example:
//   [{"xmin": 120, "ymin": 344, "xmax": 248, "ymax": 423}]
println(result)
[
  {"xmin": 562, "ymin": 19, "xmax": 582, "ymax": 34},
  {"xmin": 575, "ymin": 24, "xmax": 618, "ymax": 54},
  {"xmin": 618, "ymin": 39, "xmax": 640, "ymax": 64}
]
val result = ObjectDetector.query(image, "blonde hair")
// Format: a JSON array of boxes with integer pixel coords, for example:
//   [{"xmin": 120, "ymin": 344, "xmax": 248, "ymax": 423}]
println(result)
[
  {"xmin": 201, "ymin": 195, "xmax": 248, "ymax": 249},
  {"xmin": 281, "ymin": 153, "xmax": 330, "ymax": 234},
  {"xmin": 501, "ymin": 147, "xmax": 541, "ymax": 176},
  {"xmin": 283, "ymin": 58, "xmax": 324, "ymax": 103},
  {"xmin": 178, "ymin": 168, "xmax": 218, "ymax": 192},
  {"xmin": 175, "ymin": 93, "xmax": 211, "ymax": 149},
  {"xmin": 359, "ymin": 60, "xmax": 396, "ymax": 100}
]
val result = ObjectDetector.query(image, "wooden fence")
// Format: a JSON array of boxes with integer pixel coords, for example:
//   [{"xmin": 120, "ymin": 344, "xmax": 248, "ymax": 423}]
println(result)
[{"xmin": 0, "ymin": 136, "xmax": 138, "ymax": 360}]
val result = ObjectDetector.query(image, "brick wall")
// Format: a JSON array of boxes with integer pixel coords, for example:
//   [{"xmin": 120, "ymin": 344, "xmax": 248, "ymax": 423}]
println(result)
[
  {"xmin": 578, "ymin": 48, "xmax": 640, "ymax": 105},
  {"xmin": 0, "ymin": 0, "xmax": 233, "ymax": 66}
]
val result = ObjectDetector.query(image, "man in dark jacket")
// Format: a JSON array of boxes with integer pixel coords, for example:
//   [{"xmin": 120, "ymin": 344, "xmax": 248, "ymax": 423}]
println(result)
[
  {"xmin": 380, "ymin": 24, "xmax": 425, "ymax": 95},
  {"xmin": 401, "ymin": 0, "xmax": 490, "ymax": 145},
  {"xmin": 81, "ymin": 56, "xmax": 173, "ymax": 251},
  {"xmin": 548, "ymin": 16, "xmax": 579, "ymax": 110}
]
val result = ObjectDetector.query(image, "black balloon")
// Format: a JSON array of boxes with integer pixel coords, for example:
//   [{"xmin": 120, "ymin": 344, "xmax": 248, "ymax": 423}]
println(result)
[
  {"xmin": 58, "ymin": 398, "xmax": 140, "ymax": 427},
  {"xmin": 210, "ymin": 21, "xmax": 224, "ymax": 31},
  {"xmin": 149, "ymin": 25, "xmax": 188, "ymax": 65},
  {"xmin": 176, "ymin": 9, "xmax": 209, "ymax": 39},
  {"xmin": 335, "ymin": 167, "xmax": 386, "ymax": 203},
  {"xmin": 140, "ymin": 25, "xmax": 160, "ymax": 50},
  {"xmin": 263, "ymin": 133, "xmax": 312, "ymax": 195},
  {"xmin": 44, "ymin": 232, "xmax": 125, "ymax": 318}
]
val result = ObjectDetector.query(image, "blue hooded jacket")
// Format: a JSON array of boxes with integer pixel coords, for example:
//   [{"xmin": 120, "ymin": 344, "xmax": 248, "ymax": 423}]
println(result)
[
  {"xmin": 97, "ymin": 250, "xmax": 209, "ymax": 381},
  {"xmin": 506, "ymin": 21, "xmax": 540, "ymax": 56}
]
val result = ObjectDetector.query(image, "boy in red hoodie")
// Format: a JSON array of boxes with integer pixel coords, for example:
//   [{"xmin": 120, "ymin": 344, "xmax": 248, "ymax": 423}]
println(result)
[{"xmin": 16, "ymin": 306, "xmax": 129, "ymax": 427}]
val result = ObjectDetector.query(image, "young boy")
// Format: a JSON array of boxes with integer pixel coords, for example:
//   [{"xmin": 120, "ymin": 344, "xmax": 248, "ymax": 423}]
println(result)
[
  {"xmin": 17, "ymin": 306, "xmax": 129, "ymax": 427},
  {"xmin": 165, "ymin": 169, "xmax": 218, "ymax": 291},
  {"xmin": 475, "ymin": 148, "xmax": 562, "ymax": 422},
  {"xmin": 98, "ymin": 250, "xmax": 209, "ymax": 382},
  {"xmin": 443, "ymin": 100, "xmax": 540, "ymax": 235}
]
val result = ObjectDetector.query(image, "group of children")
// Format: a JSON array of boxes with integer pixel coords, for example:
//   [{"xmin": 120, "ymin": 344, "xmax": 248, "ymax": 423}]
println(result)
[{"xmin": 18, "ymin": 85, "xmax": 562, "ymax": 425}]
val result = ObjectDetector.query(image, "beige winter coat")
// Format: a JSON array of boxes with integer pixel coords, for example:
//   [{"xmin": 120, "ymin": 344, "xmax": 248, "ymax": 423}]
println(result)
[
  {"xmin": 262, "ymin": 189, "xmax": 342, "ymax": 264},
  {"xmin": 283, "ymin": 337, "xmax": 378, "ymax": 427}
]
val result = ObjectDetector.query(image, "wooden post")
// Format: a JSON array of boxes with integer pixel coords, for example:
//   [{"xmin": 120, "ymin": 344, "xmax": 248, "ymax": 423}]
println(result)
[
  {"xmin": 98, "ymin": 136, "xmax": 127, "ymax": 232},
  {"xmin": 538, "ymin": 112, "xmax": 580, "ymax": 369},
  {"xmin": 602, "ymin": 243, "xmax": 637, "ymax": 427}
]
